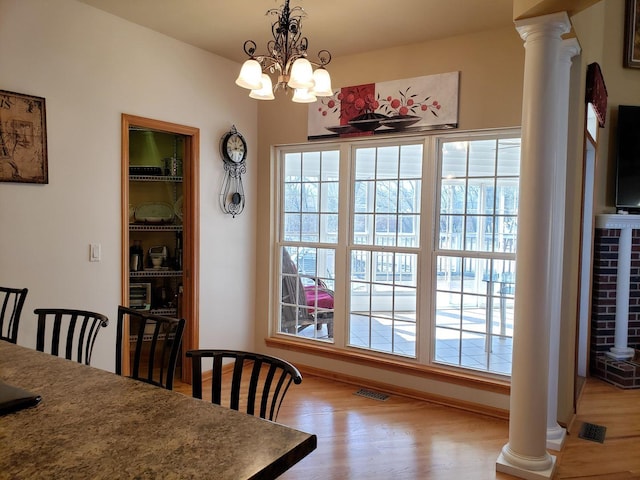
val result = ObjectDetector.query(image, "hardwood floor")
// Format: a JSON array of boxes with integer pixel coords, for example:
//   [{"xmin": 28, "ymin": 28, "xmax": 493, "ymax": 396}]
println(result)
[
  {"xmin": 175, "ymin": 374, "xmax": 640, "ymax": 479},
  {"xmin": 555, "ymin": 379, "xmax": 640, "ymax": 479}
]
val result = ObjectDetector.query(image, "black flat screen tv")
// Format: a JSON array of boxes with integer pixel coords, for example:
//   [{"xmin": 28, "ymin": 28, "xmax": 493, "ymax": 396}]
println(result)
[{"xmin": 615, "ymin": 105, "xmax": 640, "ymax": 212}]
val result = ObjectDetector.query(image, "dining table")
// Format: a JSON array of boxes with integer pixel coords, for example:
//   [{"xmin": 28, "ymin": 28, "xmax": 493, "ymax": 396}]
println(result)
[{"xmin": 0, "ymin": 341, "xmax": 317, "ymax": 479}]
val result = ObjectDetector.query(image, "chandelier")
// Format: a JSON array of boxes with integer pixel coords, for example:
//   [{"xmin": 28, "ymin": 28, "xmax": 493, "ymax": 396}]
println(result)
[{"xmin": 235, "ymin": 0, "xmax": 333, "ymax": 103}]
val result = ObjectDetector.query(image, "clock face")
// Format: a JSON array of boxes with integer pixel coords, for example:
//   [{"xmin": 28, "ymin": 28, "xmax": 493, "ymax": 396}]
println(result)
[{"xmin": 224, "ymin": 133, "xmax": 246, "ymax": 163}]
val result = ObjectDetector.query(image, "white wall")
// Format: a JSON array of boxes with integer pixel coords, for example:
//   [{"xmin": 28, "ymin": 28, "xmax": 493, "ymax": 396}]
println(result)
[{"xmin": 0, "ymin": 0, "xmax": 257, "ymax": 371}]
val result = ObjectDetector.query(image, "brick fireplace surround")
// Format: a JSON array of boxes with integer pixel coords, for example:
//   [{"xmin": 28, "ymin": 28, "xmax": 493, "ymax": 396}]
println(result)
[{"xmin": 591, "ymin": 214, "xmax": 640, "ymax": 388}]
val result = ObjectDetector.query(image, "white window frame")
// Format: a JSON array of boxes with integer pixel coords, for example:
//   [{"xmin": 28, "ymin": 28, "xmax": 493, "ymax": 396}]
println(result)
[
  {"xmin": 271, "ymin": 128, "xmax": 520, "ymax": 380},
  {"xmin": 433, "ymin": 133, "xmax": 520, "ymax": 376}
]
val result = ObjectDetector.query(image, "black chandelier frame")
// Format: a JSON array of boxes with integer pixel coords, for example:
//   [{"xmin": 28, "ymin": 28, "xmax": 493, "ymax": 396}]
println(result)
[{"xmin": 241, "ymin": 0, "xmax": 332, "ymax": 91}]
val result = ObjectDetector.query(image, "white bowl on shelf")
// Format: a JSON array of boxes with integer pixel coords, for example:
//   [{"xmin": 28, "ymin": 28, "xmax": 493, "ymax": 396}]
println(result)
[{"xmin": 150, "ymin": 254, "xmax": 163, "ymax": 268}]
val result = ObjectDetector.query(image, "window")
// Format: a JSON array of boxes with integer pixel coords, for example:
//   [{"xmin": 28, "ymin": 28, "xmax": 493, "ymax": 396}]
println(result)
[
  {"xmin": 435, "ymin": 138, "xmax": 520, "ymax": 374},
  {"xmin": 279, "ymin": 150, "xmax": 338, "ymax": 340},
  {"xmin": 275, "ymin": 131, "xmax": 520, "ymax": 377},
  {"xmin": 349, "ymin": 144, "xmax": 422, "ymax": 357}
]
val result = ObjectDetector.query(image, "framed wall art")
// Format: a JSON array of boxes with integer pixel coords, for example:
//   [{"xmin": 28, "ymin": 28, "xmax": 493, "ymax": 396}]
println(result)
[
  {"xmin": 624, "ymin": 0, "xmax": 640, "ymax": 68},
  {"xmin": 308, "ymin": 71, "xmax": 459, "ymax": 140},
  {"xmin": 0, "ymin": 89, "xmax": 48, "ymax": 184}
]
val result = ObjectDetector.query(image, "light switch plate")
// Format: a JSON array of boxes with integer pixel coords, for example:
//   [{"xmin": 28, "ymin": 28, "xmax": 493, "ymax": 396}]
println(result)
[{"xmin": 90, "ymin": 243, "xmax": 101, "ymax": 262}]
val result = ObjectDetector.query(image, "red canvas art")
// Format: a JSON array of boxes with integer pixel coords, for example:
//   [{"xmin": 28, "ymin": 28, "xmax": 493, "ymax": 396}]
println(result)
[{"xmin": 308, "ymin": 72, "xmax": 459, "ymax": 140}]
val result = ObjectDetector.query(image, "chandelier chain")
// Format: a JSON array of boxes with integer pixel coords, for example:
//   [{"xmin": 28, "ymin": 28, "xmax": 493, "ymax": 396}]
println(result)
[{"xmin": 247, "ymin": 0, "xmax": 328, "ymax": 77}]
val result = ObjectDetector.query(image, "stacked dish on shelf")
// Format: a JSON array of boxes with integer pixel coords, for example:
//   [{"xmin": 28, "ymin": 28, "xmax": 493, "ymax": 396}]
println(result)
[{"xmin": 132, "ymin": 202, "xmax": 174, "ymax": 224}]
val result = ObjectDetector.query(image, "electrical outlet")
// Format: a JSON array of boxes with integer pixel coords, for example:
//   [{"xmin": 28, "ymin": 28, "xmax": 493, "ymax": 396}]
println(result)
[{"xmin": 90, "ymin": 243, "xmax": 101, "ymax": 262}]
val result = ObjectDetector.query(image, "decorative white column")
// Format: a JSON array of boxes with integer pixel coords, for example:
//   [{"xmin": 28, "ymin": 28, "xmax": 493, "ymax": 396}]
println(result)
[
  {"xmin": 546, "ymin": 38, "xmax": 581, "ymax": 452},
  {"xmin": 496, "ymin": 12, "xmax": 571, "ymax": 480},
  {"xmin": 596, "ymin": 214, "xmax": 640, "ymax": 360}
]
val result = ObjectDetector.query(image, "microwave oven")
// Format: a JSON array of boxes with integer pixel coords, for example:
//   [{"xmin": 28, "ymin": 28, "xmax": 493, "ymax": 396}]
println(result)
[{"xmin": 129, "ymin": 283, "xmax": 151, "ymax": 310}]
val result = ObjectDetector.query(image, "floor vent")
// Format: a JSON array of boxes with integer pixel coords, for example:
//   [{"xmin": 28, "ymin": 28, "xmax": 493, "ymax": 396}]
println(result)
[
  {"xmin": 354, "ymin": 388, "xmax": 390, "ymax": 401},
  {"xmin": 578, "ymin": 422, "xmax": 607, "ymax": 443}
]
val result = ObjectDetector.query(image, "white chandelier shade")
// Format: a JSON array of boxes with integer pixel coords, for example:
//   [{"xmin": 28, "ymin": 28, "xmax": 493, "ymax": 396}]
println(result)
[
  {"xmin": 287, "ymin": 58, "xmax": 314, "ymax": 89},
  {"xmin": 235, "ymin": 59, "xmax": 263, "ymax": 90},
  {"xmin": 291, "ymin": 88, "xmax": 317, "ymax": 103},
  {"xmin": 249, "ymin": 74, "xmax": 276, "ymax": 100},
  {"xmin": 311, "ymin": 68, "xmax": 333, "ymax": 97}
]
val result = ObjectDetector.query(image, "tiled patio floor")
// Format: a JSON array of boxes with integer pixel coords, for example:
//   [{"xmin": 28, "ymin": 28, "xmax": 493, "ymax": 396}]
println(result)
[{"xmin": 298, "ymin": 309, "xmax": 513, "ymax": 376}]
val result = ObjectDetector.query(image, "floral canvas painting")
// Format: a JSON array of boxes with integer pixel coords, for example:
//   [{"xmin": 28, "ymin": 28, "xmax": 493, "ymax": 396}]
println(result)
[{"xmin": 308, "ymin": 71, "xmax": 459, "ymax": 140}]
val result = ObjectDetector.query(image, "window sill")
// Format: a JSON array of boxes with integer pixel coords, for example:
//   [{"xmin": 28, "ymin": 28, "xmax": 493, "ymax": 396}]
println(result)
[{"xmin": 265, "ymin": 336, "xmax": 511, "ymax": 396}]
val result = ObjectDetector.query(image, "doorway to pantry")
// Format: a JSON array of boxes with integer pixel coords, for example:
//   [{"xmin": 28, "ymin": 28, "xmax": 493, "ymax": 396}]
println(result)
[{"xmin": 121, "ymin": 114, "xmax": 200, "ymax": 384}]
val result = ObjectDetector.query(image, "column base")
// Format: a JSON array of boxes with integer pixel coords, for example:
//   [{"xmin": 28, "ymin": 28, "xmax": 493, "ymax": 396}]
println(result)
[
  {"xmin": 606, "ymin": 347, "xmax": 635, "ymax": 360},
  {"xmin": 496, "ymin": 445, "xmax": 556, "ymax": 480},
  {"xmin": 546, "ymin": 424, "xmax": 566, "ymax": 451}
]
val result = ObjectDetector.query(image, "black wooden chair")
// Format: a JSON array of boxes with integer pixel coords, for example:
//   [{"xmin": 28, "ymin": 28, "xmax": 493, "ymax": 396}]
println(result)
[
  {"xmin": 186, "ymin": 349, "xmax": 302, "ymax": 421},
  {"xmin": 0, "ymin": 287, "xmax": 28, "ymax": 343},
  {"xmin": 116, "ymin": 306, "xmax": 185, "ymax": 390},
  {"xmin": 34, "ymin": 308, "xmax": 109, "ymax": 365}
]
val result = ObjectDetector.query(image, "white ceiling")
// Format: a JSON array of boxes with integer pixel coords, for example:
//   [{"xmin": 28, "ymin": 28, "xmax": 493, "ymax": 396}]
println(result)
[{"xmin": 76, "ymin": 0, "xmax": 515, "ymax": 63}]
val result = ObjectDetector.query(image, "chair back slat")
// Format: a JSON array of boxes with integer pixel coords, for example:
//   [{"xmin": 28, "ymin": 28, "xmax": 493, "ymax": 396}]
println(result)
[
  {"xmin": 83, "ymin": 316, "xmax": 101, "ymax": 364},
  {"xmin": 129, "ymin": 315, "xmax": 146, "ymax": 381},
  {"xmin": 146, "ymin": 321, "xmax": 161, "ymax": 383},
  {"xmin": 211, "ymin": 355, "xmax": 223, "ymax": 405},
  {"xmin": 186, "ymin": 349, "xmax": 302, "ymax": 422},
  {"xmin": 77, "ymin": 314, "xmax": 90, "ymax": 362},
  {"xmin": 116, "ymin": 306, "xmax": 185, "ymax": 390},
  {"xmin": 270, "ymin": 369, "xmax": 293, "ymax": 421},
  {"xmin": 259, "ymin": 364, "xmax": 278, "ymax": 419},
  {"xmin": 63, "ymin": 313, "xmax": 79, "ymax": 361},
  {"xmin": 50, "ymin": 313, "xmax": 64, "ymax": 357},
  {"xmin": 34, "ymin": 308, "xmax": 109, "ymax": 365},
  {"xmin": 0, "ymin": 287, "xmax": 28, "ymax": 344},
  {"xmin": 230, "ymin": 356, "xmax": 245, "ymax": 412},
  {"xmin": 246, "ymin": 358, "xmax": 263, "ymax": 417},
  {"xmin": 191, "ymin": 354, "xmax": 203, "ymax": 399}
]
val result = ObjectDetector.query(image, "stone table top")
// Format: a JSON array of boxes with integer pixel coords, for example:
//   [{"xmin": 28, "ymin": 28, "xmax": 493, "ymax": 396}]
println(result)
[{"xmin": 0, "ymin": 342, "xmax": 316, "ymax": 479}]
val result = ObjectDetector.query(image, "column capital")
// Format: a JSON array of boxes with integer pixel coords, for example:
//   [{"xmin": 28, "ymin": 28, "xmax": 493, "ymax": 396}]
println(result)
[
  {"xmin": 560, "ymin": 38, "xmax": 581, "ymax": 62},
  {"xmin": 515, "ymin": 11, "xmax": 571, "ymax": 42}
]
